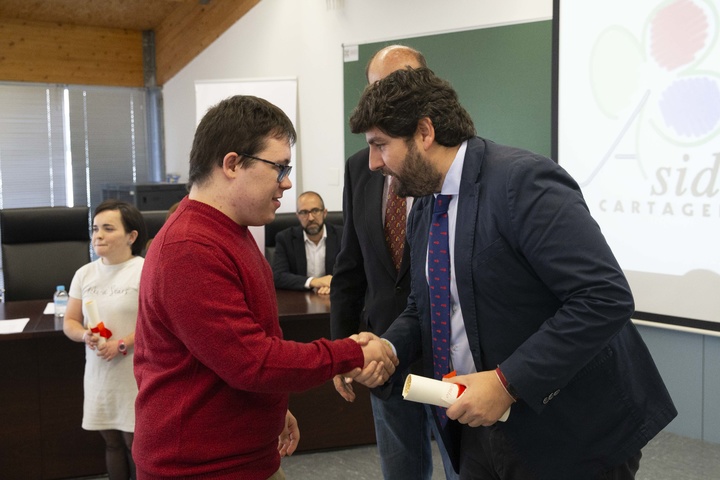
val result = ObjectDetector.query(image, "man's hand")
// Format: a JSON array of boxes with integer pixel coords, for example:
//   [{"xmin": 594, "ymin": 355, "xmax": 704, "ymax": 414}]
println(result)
[
  {"xmin": 333, "ymin": 374, "xmax": 356, "ymax": 402},
  {"xmin": 444, "ymin": 370, "xmax": 514, "ymax": 427},
  {"xmin": 343, "ymin": 333, "xmax": 399, "ymax": 388},
  {"xmin": 310, "ymin": 275, "xmax": 333, "ymax": 294},
  {"xmin": 334, "ymin": 333, "xmax": 399, "ymax": 401},
  {"xmin": 278, "ymin": 410, "xmax": 300, "ymax": 457},
  {"xmin": 351, "ymin": 331, "xmax": 377, "ymax": 346}
]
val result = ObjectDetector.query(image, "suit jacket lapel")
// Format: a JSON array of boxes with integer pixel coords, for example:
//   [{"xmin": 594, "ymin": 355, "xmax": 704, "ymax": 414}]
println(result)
[
  {"xmin": 325, "ymin": 225, "xmax": 339, "ymax": 274},
  {"xmin": 397, "ymin": 235, "xmax": 411, "ymax": 280},
  {"xmin": 411, "ymin": 195, "xmax": 432, "ymax": 313},
  {"xmin": 292, "ymin": 227, "xmax": 307, "ymax": 276},
  {"xmin": 454, "ymin": 137, "xmax": 485, "ymax": 369}
]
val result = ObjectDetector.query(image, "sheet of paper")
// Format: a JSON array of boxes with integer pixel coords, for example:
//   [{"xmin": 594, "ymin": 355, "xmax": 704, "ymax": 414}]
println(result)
[
  {"xmin": 43, "ymin": 302, "xmax": 54, "ymax": 315},
  {"xmin": 0, "ymin": 318, "xmax": 30, "ymax": 334}
]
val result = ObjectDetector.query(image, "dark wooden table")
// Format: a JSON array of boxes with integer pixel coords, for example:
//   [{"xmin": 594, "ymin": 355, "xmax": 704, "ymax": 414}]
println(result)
[{"xmin": 0, "ymin": 291, "xmax": 375, "ymax": 480}]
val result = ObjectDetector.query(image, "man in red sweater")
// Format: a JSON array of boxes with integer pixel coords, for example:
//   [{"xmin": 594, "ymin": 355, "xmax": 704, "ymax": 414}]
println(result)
[{"xmin": 133, "ymin": 95, "xmax": 396, "ymax": 480}]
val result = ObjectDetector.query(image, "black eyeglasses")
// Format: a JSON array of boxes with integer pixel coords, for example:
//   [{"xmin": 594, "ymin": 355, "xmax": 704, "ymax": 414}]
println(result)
[
  {"xmin": 297, "ymin": 208, "xmax": 324, "ymax": 217},
  {"xmin": 238, "ymin": 153, "xmax": 292, "ymax": 182}
]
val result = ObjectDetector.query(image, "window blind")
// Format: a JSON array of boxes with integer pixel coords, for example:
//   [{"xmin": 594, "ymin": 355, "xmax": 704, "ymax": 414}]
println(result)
[{"xmin": 0, "ymin": 82, "xmax": 156, "ymax": 297}]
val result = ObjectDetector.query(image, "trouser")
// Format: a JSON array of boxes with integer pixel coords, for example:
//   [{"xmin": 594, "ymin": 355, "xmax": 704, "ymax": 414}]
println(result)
[{"xmin": 458, "ymin": 423, "xmax": 642, "ymax": 480}]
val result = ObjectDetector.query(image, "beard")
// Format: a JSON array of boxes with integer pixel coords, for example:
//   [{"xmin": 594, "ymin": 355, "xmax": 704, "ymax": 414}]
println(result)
[
  {"xmin": 303, "ymin": 221, "xmax": 324, "ymax": 236},
  {"xmin": 392, "ymin": 141, "xmax": 443, "ymax": 198}
]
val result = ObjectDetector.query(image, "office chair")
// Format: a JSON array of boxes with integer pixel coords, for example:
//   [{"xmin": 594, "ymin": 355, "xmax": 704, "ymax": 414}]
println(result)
[
  {"xmin": 141, "ymin": 210, "xmax": 169, "ymax": 239},
  {"xmin": 0, "ymin": 206, "xmax": 91, "ymax": 302},
  {"xmin": 141, "ymin": 209, "xmax": 170, "ymax": 256}
]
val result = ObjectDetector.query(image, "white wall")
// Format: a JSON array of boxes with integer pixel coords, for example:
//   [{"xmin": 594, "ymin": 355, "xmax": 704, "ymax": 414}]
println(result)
[{"xmin": 162, "ymin": 0, "xmax": 552, "ymax": 211}]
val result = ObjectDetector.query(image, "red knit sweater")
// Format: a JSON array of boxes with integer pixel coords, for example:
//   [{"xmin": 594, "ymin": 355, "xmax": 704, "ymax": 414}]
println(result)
[{"xmin": 134, "ymin": 198, "xmax": 363, "ymax": 479}]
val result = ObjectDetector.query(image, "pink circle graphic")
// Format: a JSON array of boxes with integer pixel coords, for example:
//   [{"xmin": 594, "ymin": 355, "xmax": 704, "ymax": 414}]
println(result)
[{"xmin": 650, "ymin": 0, "xmax": 709, "ymax": 71}]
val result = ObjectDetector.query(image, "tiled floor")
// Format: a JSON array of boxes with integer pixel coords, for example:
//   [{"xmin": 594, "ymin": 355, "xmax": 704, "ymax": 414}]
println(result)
[
  {"xmin": 73, "ymin": 431, "xmax": 720, "ymax": 479},
  {"xmin": 635, "ymin": 431, "xmax": 720, "ymax": 480},
  {"xmin": 280, "ymin": 431, "xmax": 720, "ymax": 479}
]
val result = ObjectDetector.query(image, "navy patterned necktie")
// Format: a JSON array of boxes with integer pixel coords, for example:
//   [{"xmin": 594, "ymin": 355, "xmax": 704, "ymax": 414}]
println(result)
[{"xmin": 428, "ymin": 194, "xmax": 452, "ymax": 426}]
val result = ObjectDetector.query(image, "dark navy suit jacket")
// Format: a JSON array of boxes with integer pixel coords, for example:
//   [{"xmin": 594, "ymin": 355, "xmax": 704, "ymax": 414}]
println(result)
[
  {"xmin": 272, "ymin": 224, "xmax": 342, "ymax": 291},
  {"xmin": 330, "ymin": 149, "xmax": 416, "ymax": 399},
  {"xmin": 383, "ymin": 137, "xmax": 677, "ymax": 479},
  {"xmin": 330, "ymin": 148, "xmax": 412, "ymax": 339}
]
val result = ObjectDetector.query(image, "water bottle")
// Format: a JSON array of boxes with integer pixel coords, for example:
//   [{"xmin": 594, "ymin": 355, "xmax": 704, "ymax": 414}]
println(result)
[{"xmin": 54, "ymin": 285, "xmax": 68, "ymax": 320}]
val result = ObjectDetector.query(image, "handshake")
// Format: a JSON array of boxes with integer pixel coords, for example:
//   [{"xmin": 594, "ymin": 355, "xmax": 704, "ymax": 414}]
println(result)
[{"xmin": 335, "ymin": 332, "xmax": 398, "ymax": 402}]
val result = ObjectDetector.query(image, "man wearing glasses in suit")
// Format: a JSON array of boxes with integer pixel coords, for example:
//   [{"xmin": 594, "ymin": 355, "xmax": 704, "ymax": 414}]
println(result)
[{"xmin": 272, "ymin": 191, "xmax": 343, "ymax": 295}]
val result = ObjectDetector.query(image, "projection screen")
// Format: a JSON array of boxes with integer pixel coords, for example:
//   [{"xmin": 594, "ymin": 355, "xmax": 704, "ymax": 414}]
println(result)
[{"xmin": 555, "ymin": 0, "xmax": 720, "ymax": 332}]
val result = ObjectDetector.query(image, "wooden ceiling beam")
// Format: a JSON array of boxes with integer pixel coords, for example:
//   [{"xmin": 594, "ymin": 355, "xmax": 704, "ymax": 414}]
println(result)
[
  {"xmin": 154, "ymin": 0, "xmax": 261, "ymax": 85},
  {"xmin": 0, "ymin": 0, "xmax": 259, "ymax": 87},
  {"xmin": 0, "ymin": 18, "xmax": 143, "ymax": 87}
]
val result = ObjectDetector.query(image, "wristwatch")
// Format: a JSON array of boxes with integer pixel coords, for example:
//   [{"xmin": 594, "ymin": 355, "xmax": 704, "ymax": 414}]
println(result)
[{"xmin": 118, "ymin": 339, "xmax": 128, "ymax": 356}]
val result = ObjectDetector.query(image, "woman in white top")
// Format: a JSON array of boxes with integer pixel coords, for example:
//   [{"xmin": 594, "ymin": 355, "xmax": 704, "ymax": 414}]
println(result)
[{"xmin": 63, "ymin": 199, "xmax": 147, "ymax": 480}]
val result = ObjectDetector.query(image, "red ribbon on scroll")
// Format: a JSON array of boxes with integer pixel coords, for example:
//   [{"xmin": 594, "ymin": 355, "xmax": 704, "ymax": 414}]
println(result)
[
  {"xmin": 90, "ymin": 322, "xmax": 113, "ymax": 339},
  {"xmin": 442, "ymin": 370, "xmax": 467, "ymax": 397}
]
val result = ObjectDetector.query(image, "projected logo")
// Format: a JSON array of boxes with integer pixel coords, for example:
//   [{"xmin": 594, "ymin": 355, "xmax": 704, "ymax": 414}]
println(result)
[
  {"xmin": 584, "ymin": 0, "xmax": 720, "ymax": 192},
  {"xmin": 560, "ymin": 0, "xmax": 720, "ymax": 322},
  {"xmin": 562, "ymin": 0, "xmax": 720, "ymax": 282}
]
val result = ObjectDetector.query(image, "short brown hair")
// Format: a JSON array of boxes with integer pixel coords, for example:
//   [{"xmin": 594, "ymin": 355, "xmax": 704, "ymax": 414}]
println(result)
[{"xmin": 188, "ymin": 95, "xmax": 296, "ymax": 188}]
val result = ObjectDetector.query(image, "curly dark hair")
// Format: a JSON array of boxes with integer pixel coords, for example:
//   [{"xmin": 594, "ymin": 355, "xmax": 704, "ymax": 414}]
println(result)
[
  {"xmin": 188, "ymin": 95, "xmax": 297, "ymax": 188},
  {"xmin": 349, "ymin": 67, "xmax": 476, "ymax": 146},
  {"xmin": 93, "ymin": 199, "xmax": 148, "ymax": 256}
]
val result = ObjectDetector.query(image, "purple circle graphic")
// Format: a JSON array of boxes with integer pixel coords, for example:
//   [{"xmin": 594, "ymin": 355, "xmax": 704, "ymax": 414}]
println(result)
[{"xmin": 658, "ymin": 77, "xmax": 720, "ymax": 137}]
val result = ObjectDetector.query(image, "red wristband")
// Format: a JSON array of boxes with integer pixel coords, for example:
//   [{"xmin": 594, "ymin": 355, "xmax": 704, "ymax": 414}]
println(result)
[{"xmin": 495, "ymin": 366, "xmax": 518, "ymax": 401}]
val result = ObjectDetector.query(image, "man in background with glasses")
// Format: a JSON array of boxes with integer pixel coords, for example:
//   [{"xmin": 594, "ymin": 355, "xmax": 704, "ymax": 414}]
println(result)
[{"xmin": 272, "ymin": 191, "xmax": 342, "ymax": 294}]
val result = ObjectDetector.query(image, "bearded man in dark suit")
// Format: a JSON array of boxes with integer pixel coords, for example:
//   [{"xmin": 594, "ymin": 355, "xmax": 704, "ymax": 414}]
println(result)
[{"xmin": 348, "ymin": 66, "xmax": 677, "ymax": 480}]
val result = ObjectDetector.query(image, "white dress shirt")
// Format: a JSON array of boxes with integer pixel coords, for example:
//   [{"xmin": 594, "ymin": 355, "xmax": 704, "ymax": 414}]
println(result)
[{"xmin": 303, "ymin": 226, "xmax": 327, "ymax": 289}]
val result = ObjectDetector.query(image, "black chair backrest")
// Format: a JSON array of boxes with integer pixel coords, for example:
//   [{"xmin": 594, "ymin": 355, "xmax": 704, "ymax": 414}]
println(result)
[
  {"xmin": 0, "ymin": 206, "xmax": 91, "ymax": 302},
  {"xmin": 141, "ymin": 210, "xmax": 169, "ymax": 239},
  {"xmin": 326, "ymin": 211, "xmax": 344, "ymax": 229},
  {"xmin": 265, "ymin": 213, "xmax": 298, "ymax": 251}
]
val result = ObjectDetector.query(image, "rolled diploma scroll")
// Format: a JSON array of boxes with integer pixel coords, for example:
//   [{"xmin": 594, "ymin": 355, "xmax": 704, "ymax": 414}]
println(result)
[
  {"xmin": 84, "ymin": 299, "xmax": 109, "ymax": 346},
  {"xmin": 402, "ymin": 374, "xmax": 510, "ymax": 422}
]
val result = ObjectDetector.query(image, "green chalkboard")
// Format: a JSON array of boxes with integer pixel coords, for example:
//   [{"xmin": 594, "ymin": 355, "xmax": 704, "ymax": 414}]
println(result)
[{"xmin": 343, "ymin": 20, "xmax": 553, "ymax": 161}]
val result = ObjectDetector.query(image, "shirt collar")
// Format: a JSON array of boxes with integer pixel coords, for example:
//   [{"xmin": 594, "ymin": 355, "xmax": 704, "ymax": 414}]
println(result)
[{"xmin": 439, "ymin": 140, "xmax": 468, "ymax": 196}]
